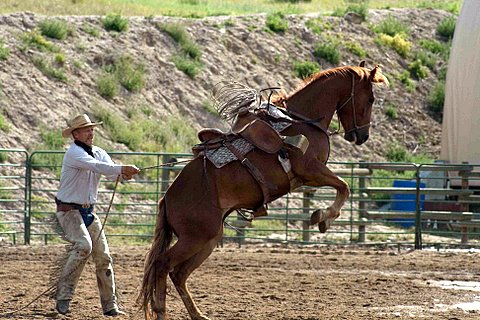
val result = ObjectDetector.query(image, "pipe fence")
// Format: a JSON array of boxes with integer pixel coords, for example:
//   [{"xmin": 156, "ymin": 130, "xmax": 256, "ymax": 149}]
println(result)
[{"xmin": 0, "ymin": 148, "xmax": 479, "ymax": 249}]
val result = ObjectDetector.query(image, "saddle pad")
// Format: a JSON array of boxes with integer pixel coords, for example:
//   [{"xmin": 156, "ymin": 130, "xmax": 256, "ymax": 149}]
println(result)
[{"xmin": 206, "ymin": 138, "xmax": 254, "ymax": 168}]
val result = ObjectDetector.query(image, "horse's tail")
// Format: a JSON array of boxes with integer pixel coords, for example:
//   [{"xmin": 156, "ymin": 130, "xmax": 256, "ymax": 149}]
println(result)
[{"xmin": 137, "ymin": 197, "xmax": 172, "ymax": 319}]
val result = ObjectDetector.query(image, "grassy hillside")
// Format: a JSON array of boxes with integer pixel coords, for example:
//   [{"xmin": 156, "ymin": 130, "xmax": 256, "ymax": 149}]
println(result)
[{"xmin": 0, "ymin": 0, "xmax": 461, "ymax": 17}]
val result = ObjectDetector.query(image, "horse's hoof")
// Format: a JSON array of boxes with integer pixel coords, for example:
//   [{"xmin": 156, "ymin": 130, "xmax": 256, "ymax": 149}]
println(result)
[
  {"xmin": 310, "ymin": 210, "xmax": 321, "ymax": 225},
  {"xmin": 318, "ymin": 221, "xmax": 328, "ymax": 233},
  {"xmin": 310, "ymin": 209, "xmax": 329, "ymax": 225}
]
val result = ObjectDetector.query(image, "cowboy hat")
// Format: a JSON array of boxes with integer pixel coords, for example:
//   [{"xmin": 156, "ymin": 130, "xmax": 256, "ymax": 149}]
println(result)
[{"xmin": 62, "ymin": 114, "xmax": 103, "ymax": 138}]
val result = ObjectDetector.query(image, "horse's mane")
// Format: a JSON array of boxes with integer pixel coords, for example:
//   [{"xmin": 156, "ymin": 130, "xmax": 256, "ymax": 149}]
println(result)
[{"xmin": 272, "ymin": 65, "xmax": 388, "ymax": 105}]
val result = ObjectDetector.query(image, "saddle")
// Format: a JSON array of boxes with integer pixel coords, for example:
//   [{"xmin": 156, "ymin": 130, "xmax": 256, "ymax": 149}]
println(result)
[{"xmin": 193, "ymin": 108, "xmax": 288, "ymax": 218}]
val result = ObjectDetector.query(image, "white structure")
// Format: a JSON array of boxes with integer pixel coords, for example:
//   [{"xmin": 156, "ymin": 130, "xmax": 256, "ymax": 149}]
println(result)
[{"xmin": 440, "ymin": 0, "xmax": 480, "ymax": 164}]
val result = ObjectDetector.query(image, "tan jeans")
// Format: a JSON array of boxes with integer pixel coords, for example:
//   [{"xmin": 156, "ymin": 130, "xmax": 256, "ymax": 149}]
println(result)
[{"xmin": 55, "ymin": 209, "xmax": 118, "ymax": 313}]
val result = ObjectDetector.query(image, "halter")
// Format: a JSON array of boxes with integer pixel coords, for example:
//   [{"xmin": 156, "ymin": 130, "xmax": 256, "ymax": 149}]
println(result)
[{"xmin": 333, "ymin": 73, "xmax": 371, "ymax": 136}]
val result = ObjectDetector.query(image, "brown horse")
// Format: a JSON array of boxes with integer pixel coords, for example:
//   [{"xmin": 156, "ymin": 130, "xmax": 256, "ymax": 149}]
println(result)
[{"xmin": 139, "ymin": 62, "xmax": 388, "ymax": 320}]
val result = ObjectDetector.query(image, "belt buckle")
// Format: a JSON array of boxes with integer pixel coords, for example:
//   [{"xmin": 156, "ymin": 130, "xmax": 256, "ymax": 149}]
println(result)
[{"xmin": 82, "ymin": 203, "xmax": 90, "ymax": 208}]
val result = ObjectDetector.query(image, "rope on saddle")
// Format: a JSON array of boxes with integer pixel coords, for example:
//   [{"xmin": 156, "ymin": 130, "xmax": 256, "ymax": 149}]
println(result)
[
  {"xmin": 212, "ymin": 80, "xmax": 258, "ymax": 122},
  {"xmin": 0, "ymin": 176, "xmax": 121, "ymax": 317}
]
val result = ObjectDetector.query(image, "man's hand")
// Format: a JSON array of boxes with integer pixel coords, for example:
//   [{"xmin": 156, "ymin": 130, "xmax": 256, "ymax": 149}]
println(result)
[{"xmin": 121, "ymin": 165, "xmax": 140, "ymax": 180}]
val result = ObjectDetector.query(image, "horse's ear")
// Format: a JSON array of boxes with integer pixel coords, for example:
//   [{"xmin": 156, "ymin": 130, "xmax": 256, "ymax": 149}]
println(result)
[
  {"xmin": 369, "ymin": 65, "xmax": 379, "ymax": 82},
  {"xmin": 359, "ymin": 61, "xmax": 366, "ymax": 67}
]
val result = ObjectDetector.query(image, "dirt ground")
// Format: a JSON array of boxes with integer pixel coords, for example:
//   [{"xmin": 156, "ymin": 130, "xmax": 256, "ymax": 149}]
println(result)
[{"xmin": 0, "ymin": 243, "xmax": 479, "ymax": 320}]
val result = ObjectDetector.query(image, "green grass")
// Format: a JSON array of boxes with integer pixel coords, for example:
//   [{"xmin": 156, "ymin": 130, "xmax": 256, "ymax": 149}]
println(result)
[
  {"xmin": 436, "ymin": 16, "xmax": 456, "ymax": 40},
  {"xmin": 0, "ymin": 1, "xmax": 462, "ymax": 17},
  {"xmin": 372, "ymin": 14, "xmax": 410, "ymax": 37},
  {"xmin": 0, "ymin": 112, "xmax": 11, "ymax": 132},
  {"xmin": 102, "ymin": 13, "xmax": 129, "ymax": 32},
  {"xmin": 32, "ymin": 55, "xmax": 68, "ymax": 82},
  {"xmin": 428, "ymin": 80, "xmax": 445, "ymax": 114}
]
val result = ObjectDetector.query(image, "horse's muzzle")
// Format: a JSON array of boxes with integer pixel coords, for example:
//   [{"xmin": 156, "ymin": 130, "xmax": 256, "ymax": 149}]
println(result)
[{"xmin": 344, "ymin": 129, "xmax": 369, "ymax": 145}]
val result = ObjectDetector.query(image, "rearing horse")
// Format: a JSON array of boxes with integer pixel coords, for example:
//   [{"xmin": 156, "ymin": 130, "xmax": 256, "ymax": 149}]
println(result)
[{"xmin": 139, "ymin": 62, "xmax": 388, "ymax": 320}]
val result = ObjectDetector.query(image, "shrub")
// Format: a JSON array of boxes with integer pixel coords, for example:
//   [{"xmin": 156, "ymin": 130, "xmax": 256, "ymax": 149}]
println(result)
[
  {"xmin": 96, "ymin": 73, "xmax": 119, "ymax": 99},
  {"xmin": 398, "ymin": 70, "xmax": 415, "ymax": 93},
  {"xmin": 373, "ymin": 15, "xmax": 410, "ymax": 37},
  {"xmin": 0, "ymin": 113, "xmax": 10, "ymax": 132},
  {"xmin": 83, "ymin": 24, "xmax": 100, "ymax": 37},
  {"xmin": 384, "ymin": 103, "xmax": 398, "ymax": 119},
  {"xmin": 412, "ymin": 50, "xmax": 436, "ymax": 70},
  {"xmin": 40, "ymin": 127, "xmax": 64, "ymax": 149},
  {"xmin": 21, "ymin": 31, "xmax": 60, "ymax": 53},
  {"xmin": 102, "ymin": 13, "xmax": 128, "ymax": 32},
  {"xmin": 0, "ymin": 39, "xmax": 10, "ymax": 60},
  {"xmin": 266, "ymin": 12, "xmax": 288, "ymax": 33},
  {"xmin": 172, "ymin": 55, "xmax": 202, "ymax": 78},
  {"xmin": 408, "ymin": 59, "xmax": 429, "ymax": 79},
  {"xmin": 305, "ymin": 18, "xmax": 326, "ymax": 35},
  {"xmin": 32, "ymin": 55, "xmax": 68, "ymax": 82},
  {"xmin": 159, "ymin": 23, "xmax": 188, "ymax": 43},
  {"xmin": 375, "ymin": 33, "xmax": 411, "ymax": 58},
  {"xmin": 39, "ymin": 19, "xmax": 69, "ymax": 40},
  {"xmin": 313, "ymin": 41, "xmax": 341, "ymax": 64},
  {"xmin": 386, "ymin": 144, "xmax": 409, "ymax": 162},
  {"xmin": 293, "ymin": 60, "xmax": 320, "ymax": 79},
  {"xmin": 428, "ymin": 81, "xmax": 445, "ymax": 114},
  {"xmin": 113, "ymin": 55, "xmax": 146, "ymax": 92},
  {"xmin": 344, "ymin": 2, "xmax": 369, "ymax": 22},
  {"xmin": 436, "ymin": 16, "xmax": 456, "ymax": 40},
  {"xmin": 344, "ymin": 41, "xmax": 367, "ymax": 58},
  {"xmin": 419, "ymin": 39, "xmax": 449, "ymax": 57}
]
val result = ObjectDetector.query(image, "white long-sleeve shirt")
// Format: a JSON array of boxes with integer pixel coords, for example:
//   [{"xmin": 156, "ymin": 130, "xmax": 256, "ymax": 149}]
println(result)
[{"xmin": 56, "ymin": 143, "xmax": 122, "ymax": 205}]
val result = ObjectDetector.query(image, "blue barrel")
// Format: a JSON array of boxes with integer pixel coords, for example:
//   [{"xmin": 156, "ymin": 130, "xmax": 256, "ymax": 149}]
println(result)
[{"xmin": 390, "ymin": 180, "xmax": 425, "ymax": 228}]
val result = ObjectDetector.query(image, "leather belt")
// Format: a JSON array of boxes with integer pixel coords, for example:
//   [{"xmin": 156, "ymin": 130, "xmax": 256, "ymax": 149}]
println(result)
[{"xmin": 55, "ymin": 197, "xmax": 93, "ymax": 212}]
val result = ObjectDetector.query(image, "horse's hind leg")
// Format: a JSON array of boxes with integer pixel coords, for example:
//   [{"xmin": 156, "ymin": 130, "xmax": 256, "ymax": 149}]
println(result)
[{"xmin": 170, "ymin": 229, "xmax": 223, "ymax": 320}]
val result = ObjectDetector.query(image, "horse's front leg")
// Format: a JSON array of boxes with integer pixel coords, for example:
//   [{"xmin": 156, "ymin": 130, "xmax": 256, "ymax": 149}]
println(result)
[{"xmin": 295, "ymin": 159, "xmax": 350, "ymax": 233}]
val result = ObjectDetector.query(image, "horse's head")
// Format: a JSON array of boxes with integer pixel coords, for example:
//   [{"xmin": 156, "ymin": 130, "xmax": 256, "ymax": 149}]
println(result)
[{"xmin": 337, "ymin": 62, "xmax": 388, "ymax": 145}]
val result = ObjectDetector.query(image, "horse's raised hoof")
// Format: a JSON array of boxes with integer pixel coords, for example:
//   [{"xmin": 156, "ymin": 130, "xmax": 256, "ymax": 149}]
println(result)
[
  {"xmin": 318, "ymin": 221, "xmax": 328, "ymax": 233},
  {"xmin": 310, "ymin": 209, "xmax": 328, "ymax": 225}
]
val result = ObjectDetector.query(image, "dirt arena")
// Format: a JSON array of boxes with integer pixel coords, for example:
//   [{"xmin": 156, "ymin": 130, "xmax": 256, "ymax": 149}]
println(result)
[{"xmin": 0, "ymin": 244, "xmax": 479, "ymax": 320}]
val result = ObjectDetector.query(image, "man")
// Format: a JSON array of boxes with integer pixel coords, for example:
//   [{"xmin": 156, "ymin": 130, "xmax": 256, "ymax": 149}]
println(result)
[{"xmin": 54, "ymin": 114, "xmax": 140, "ymax": 316}]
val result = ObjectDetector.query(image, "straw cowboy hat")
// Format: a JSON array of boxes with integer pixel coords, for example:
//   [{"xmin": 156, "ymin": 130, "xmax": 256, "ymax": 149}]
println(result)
[{"xmin": 62, "ymin": 114, "xmax": 103, "ymax": 138}]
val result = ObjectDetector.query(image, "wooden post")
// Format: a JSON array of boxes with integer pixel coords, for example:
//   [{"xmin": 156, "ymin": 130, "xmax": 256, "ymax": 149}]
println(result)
[
  {"xmin": 302, "ymin": 191, "xmax": 313, "ymax": 242},
  {"xmin": 414, "ymin": 166, "xmax": 422, "ymax": 250},
  {"xmin": 358, "ymin": 161, "xmax": 366, "ymax": 242},
  {"xmin": 460, "ymin": 162, "xmax": 470, "ymax": 244}
]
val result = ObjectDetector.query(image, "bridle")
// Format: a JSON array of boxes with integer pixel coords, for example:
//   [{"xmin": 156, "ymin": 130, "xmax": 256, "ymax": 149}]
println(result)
[{"xmin": 333, "ymin": 73, "xmax": 371, "ymax": 136}]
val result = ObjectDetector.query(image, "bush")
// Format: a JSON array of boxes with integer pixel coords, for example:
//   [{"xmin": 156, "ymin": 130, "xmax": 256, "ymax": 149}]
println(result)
[
  {"xmin": 412, "ymin": 50, "xmax": 436, "ymax": 70},
  {"xmin": 408, "ymin": 60, "xmax": 429, "ymax": 80},
  {"xmin": 428, "ymin": 81, "xmax": 445, "ymax": 114},
  {"xmin": 32, "ymin": 55, "xmax": 68, "ymax": 82},
  {"xmin": 172, "ymin": 55, "xmax": 202, "ymax": 78},
  {"xmin": 21, "ymin": 31, "xmax": 60, "ymax": 53},
  {"xmin": 102, "ymin": 13, "xmax": 128, "ymax": 32},
  {"xmin": 373, "ymin": 15, "xmax": 410, "ymax": 37},
  {"xmin": 344, "ymin": 41, "xmax": 367, "ymax": 58},
  {"xmin": 344, "ymin": 3, "xmax": 369, "ymax": 22},
  {"xmin": 419, "ymin": 39, "xmax": 450, "ymax": 58},
  {"xmin": 114, "ymin": 55, "xmax": 146, "ymax": 92},
  {"xmin": 293, "ymin": 60, "xmax": 320, "ymax": 79},
  {"xmin": 39, "ymin": 19, "xmax": 69, "ymax": 40},
  {"xmin": 436, "ymin": 16, "xmax": 456, "ymax": 40},
  {"xmin": 313, "ymin": 41, "xmax": 341, "ymax": 64},
  {"xmin": 0, "ymin": 113, "xmax": 10, "ymax": 132},
  {"xmin": 266, "ymin": 12, "xmax": 288, "ymax": 33},
  {"xmin": 386, "ymin": 144, "xmax": 409, "ymax": 162},
  {"xmin": 398, "ymin": 70, "xmax": 415, "ymax": 93},
  {"xmin": 0, "ymin": 39, "xmax": 10, "ymax": 60},
  {"xmin": 159, "ymin": 23, "xmax": 188, "ymax": 43},
  {"xmin": 96, "ymin": 73, "xmax": 119, "ymax": 99},
  {"xmin": 384, "ymin": 103, "xmax": 398, "ymax": 119},
  {"xmin": 375, "ymin": 33, "xmax": 411, "ymax": 58}
]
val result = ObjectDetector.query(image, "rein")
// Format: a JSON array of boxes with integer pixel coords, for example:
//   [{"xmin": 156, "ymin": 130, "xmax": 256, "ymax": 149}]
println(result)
[{"xmin": 140, "ymin": 159, "xmax": 192, "ymax": 171}]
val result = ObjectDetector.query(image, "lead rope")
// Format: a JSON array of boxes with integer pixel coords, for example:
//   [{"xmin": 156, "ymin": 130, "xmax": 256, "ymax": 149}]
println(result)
[{"xmin": 0, "ymin": 175, "xmax": 121, "ymax": 316}]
